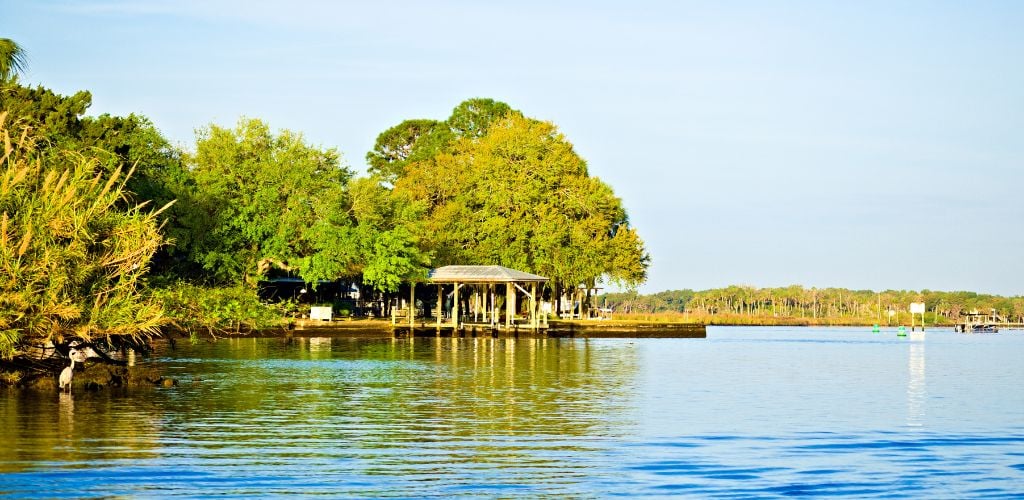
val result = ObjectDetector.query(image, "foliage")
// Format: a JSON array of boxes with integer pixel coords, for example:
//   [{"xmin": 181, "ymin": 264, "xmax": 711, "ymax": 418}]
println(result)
[
  {"xmin": 0, "ymin": 84, "xmax": 91, "ymax": 145},
  {"xmin": 390, "ymin": 109, "xmax": 649, "ymax": 291},
  {"xmin": 185, "ymin": 117, "xmax": 354, "ymax": 286},
  {"xmin": 0, "ymin": 38, "xmax": 28, "ymax": 82},
  {"xmin": 0, "ymin": 83, "xmax": 184, "ymax": 194},
  {"xmin": 347, "ymin": 177, "xmax": 430, "ymax": 291},
  {"xmin": 0, "ymin": 112, "xmax": 169, "ymax": 358},
  {"xmin": 360, "ymin": 225, "xmax": 428, "ymax": 292},
  {"xmin": 0, "ymin": 81, "xmax": 192, "ymax": 276},
  {"xmin": 447, "ymin": 98, "xmax": 514, "ymax": 138},
  {"xmin": 365, "ymin": 119, "xmax": 451, "ymax": 184},
  {"xmin": 601, "ymin": 289, "xmax": 696, "ymax": 314},
  {"xmin": 601, "ymin": 285, "xmax": 1024, "ymax": 325},
  {"xmin": 152, "ymin": 283, "xmax": 288, "ymax": 336},
  {"xmin": 365, "ymin": 98, "xmax": 515, "ymax": 185}
]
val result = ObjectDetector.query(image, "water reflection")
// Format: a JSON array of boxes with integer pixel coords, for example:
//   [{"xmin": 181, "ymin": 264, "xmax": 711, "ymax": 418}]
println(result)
[
  {"xmin": 907, "ymin": 336, "xmax": 926, "ymax": 427},
  {"xmin": 57, "ymin": 392, "xmax": 74, "ymax": 428},
  {"xmin": 4, "ymin": 329, "xmax": 1020, "ymax": 497},
  {"xmin": 0, "ymin": 390, "xmax": 164, "ymax": 475},
  {"xmin": 4, "ymin": 336, "xmax": 640, "ymax": 495},
  {"xmin": 151, "ymin": 336, "xmax": 640, "ymax": 494}
]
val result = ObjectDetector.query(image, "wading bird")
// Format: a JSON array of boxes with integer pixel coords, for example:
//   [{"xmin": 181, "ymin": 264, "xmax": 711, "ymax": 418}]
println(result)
[{"xmin": 59, "ymin": 356, "xmax": 76, "ymax": 393}]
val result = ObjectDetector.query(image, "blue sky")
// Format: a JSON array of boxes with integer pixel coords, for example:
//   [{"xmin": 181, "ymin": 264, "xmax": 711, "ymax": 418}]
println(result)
[{"xmin": 4, "ymin": 1, "xmax": 1023, "ymax": 295}]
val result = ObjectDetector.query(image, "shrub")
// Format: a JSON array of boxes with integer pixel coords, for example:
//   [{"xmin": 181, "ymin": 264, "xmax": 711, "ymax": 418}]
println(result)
[{"xmin": 153, "ymin": 283, "xmax": 288, "ymax": 336}]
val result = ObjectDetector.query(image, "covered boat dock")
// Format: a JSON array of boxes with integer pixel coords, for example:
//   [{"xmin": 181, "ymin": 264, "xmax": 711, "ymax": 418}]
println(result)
[{"xmin": 395, "ymin": 265, "xmax": 549, "ymax": 332}]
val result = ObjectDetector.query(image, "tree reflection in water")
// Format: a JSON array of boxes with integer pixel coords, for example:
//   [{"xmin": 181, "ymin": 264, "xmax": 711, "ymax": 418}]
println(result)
[{"xmin": 1, "ymin": 335, "xmax": 640, "ymax": 494}]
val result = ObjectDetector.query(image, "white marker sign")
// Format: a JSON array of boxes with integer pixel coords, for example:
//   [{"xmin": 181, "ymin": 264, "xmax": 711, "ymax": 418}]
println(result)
[
  {"xmin": 909, "ymin": 302, "xmax": 926, "ymax": 314},
  {"xmin": 310, "ymin": 306, "xmax": 333, "ymax": 321}
]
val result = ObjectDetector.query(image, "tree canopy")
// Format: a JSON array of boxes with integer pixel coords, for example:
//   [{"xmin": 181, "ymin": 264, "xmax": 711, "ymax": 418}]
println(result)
[
  {"xmin": 0, "ymin": 38, "xmax": 27, "ymax": 82},
  {"xmin": 0, "ymin": 71, "xmax": 651, "ymax": 364},
  {"xmin": 0, "ymin": 112, "xmax": 169, "ymax": 357},
  {"xmin": 365, "ymin": 98, "xmax": 517, "ymax": 184},
  {"xmin": 384, "ymin": 101, "xmax": 649, "ymax": 291},
  {"xmin": 600, "ymin": 285, "xmax": 1024, "ymax": 325},
  {"xmin": 183, "ymin": 118, "xmax": 353, "ymax": 285}
]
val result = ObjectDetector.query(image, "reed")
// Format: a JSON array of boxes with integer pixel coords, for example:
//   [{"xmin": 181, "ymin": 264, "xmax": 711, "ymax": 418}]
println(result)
[{"xmin": 0, "ymin": 113, "xmax": 169, "ymax": 358}]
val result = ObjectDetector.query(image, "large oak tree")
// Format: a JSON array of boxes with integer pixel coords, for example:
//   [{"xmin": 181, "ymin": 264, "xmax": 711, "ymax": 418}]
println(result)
[{"xmin": 384, "ymin": 102, "xmax": 649, "ymax": 294}]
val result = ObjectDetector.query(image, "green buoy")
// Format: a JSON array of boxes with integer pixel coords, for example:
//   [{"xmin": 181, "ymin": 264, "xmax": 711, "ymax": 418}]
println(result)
[
  {"xmin": 897, "ymin": 325, "xmax": 907, "ymax": 337},
  {"xmin": 872, "ymin": 324, "xmax": 880, "ymax": 333}
]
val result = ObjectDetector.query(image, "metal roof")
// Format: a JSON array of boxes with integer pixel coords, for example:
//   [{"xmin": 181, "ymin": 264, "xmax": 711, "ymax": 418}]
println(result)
[{"xmin": 428, "ymin": 265, "xmax": 548, "ymax": 283}]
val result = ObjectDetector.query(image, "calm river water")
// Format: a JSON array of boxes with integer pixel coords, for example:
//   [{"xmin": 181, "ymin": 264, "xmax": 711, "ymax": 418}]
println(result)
[{"xmin": 2, "ymin": 327, "xmax": 1023, "ymax": 497}]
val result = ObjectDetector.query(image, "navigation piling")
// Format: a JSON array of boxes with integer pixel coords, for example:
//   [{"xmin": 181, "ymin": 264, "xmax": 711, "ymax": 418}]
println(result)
[{"xmin": 910, "ymin": 302, "xmax": 926, "ymax": 332}]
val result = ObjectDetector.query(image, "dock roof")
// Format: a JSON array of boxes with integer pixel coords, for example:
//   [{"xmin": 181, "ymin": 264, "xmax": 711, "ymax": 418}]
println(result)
[{"xmin": 428, "ymin": 265, "xmax": 548, "ymax": 283}]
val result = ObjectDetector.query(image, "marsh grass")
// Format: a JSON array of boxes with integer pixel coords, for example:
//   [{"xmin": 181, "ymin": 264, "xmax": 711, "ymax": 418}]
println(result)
[{"xmin": 0, "ymin": 112, "xmax": 170, "ymax": 358}]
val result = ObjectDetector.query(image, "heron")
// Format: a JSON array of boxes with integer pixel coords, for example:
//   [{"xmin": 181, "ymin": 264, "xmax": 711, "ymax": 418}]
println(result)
[{"xmin": 59, "ymin": 348, "xmax": 79, "ymax": 393}]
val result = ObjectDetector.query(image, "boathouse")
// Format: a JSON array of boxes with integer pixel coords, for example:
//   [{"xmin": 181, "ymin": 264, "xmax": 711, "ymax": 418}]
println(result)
[{"xmin": 418, "ymin": 265, "xmax": 549, "ymax": 331}]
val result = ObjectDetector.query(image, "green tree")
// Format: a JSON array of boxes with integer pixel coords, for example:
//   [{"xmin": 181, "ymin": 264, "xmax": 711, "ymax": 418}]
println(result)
[
  {"xmin": 0, "ymin": 83, "xmax": 185, "ymax": 201},
  {"xmin": 366, "ymin": 98, "xmax": 518, "ymax": 185},
  {"xmin": 0, "ymin": 84, "xmax": 91, "ymax": 144},
  {"xmin": 0, "ymin": 82, "xmax": 194, "ymax": 276},
  {"xmin": 392, "ymin": 111, "xmax": 649, "ymax": 292},
  {"xmin": 0, "ymin": 38, "xmax": 27, "ymax": 82},
  {"xmin": 365, "ymin": 119, "xmax": 451, "ymax": 184},
  {"xmin": 447, "ymin": 98, "xmax": 514, "ymax": 138},
  {"xmin": 0, "ymin": 112, "xmax": 170, "ymax": 358},
  {"xmin": 185, "ymin": 117, "xmax": 355, "ymax": 286},
  {"xmin": 345, "ymin": 177, "xmax": 429, "ymax": 292}
]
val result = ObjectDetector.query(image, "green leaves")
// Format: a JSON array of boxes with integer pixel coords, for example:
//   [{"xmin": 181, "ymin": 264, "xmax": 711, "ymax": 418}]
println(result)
[
  {"xmin": 447, "ymin": 98, "xmax": 514, "ymax": 138},
  {"xmin": 186, "ymin": 118, "xmax": 352, "ymax": 286},
  {"xmin": 361, "ymin": 226, "xmax": 428, "ymax": 293},
  {"xmin": 366, "ymin": 119, "xmax": 451, "ymax": 184},
  {"xmin": 0, "ymin": 38, "xmax": 27, "ymax": 83},
  {"xmin": 388, "ymin": 108, "xmax": 649, "ymax": 291},
  {"xmin": 0, "ymin": 113, "xmax": 168, "ymax": 357},
  {"xmin": 153, "ymin": 283, "xmax": 286, "ymax": 336}
]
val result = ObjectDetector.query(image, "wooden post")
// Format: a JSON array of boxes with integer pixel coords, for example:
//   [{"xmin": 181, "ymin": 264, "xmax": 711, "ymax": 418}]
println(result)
[
  {"xmin": 482, "ymin": 284, "xmax": 488, "ymax": 324},
  {"xmin": 453, "ymin": 283, "xmax": 460, "ymax": 331},
  {"xmin": 511, "ymin": 283, "xmax": 517, "ymax": 326},
  {"xmin": 391, "ymin": 294, "xmax": 396, "ymax": 326},
  {"xmin": 531, "ymin": 282, "xmax": 537, "ymax": 330},
  {"xmin": 490, "ymin": 284, "xmax": 496, "ymax": 327},
  {"xmin": 584, "ymin": 285, "xmax": 590, "ymax": 320},
  {"xmin": 436, "ymin": 284, "xmax": 442, "ymax": 330},
  {"xmin": 410, "ymin": 284, "xmax": 415, "ymax": 331},
  {"xmin": 506, "ymin": 283, "xmax": 513, "ymax": 329}
]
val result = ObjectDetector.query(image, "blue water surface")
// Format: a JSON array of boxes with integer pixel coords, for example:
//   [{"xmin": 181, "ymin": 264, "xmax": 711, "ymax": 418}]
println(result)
[{"xmin": 1, "ymin": 327, "xmax": 1022, "ymax": 497}]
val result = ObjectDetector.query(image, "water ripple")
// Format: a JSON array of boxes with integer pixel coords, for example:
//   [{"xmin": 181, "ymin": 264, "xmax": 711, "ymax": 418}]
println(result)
[{"xmin": 2, "ymin": 331, "xmax": 1023, "ymax": 497}]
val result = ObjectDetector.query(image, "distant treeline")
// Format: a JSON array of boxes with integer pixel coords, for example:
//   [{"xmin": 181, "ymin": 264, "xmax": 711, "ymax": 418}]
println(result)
[{"xmin": 599, "ymin": 286, "xmax": 1024, "ymax": 324}]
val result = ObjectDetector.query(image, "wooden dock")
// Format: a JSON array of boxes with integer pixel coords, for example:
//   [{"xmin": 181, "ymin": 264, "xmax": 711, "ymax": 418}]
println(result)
[
  {"xmin": 954, "ymin": 311, "xmax": 1024, "ymax": 333},
  {"xmin": 391, "ymin": 320, "xmax": 706, "ymax": 338},
  {"xmin": 293, "ymin": 316, "xmax": 707, "ymax": 339}
]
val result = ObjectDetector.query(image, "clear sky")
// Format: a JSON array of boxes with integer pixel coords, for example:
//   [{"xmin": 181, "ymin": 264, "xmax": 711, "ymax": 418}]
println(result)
[{"xmin": 4, "ymin": 1, "xmax": 1023, "ymax": 295}]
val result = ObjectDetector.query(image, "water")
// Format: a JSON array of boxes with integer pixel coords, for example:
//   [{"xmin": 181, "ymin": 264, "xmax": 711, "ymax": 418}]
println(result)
[{"xmin": 2, "ymin": 327, "xmax": 1023, "ymax": 497}]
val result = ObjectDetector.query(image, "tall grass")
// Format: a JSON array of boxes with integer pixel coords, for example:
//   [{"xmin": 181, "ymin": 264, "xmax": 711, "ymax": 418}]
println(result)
[{"xmin": 0, "ymin": 113, "xmax": 170, "ymax": 358}]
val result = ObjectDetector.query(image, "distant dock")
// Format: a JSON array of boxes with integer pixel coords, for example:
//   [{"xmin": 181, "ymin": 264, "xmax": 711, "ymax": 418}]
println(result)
[
  {"xmin": 394, "ymin": 320, "xmax": 706, "ymax": 338},
  {"xmin": 292, "ymin": 318, "xmax": 706, "ymax": 338},
  {"xmin": 953, "ymin": 311, "xmax": 1024, "ymax": 333}
]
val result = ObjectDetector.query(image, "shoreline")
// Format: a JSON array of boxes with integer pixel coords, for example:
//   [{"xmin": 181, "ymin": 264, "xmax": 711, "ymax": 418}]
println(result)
[{"xmin": 172, "ymin": 318, "xmax": 709, "ymax": 339}]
